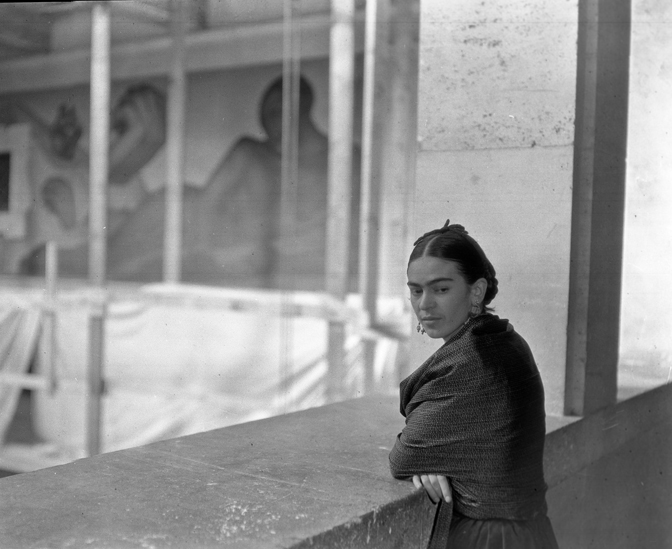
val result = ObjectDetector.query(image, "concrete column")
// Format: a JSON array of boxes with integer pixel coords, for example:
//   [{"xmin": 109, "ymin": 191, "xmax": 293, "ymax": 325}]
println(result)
[
  {"xmin": 378, "ymin": 0, "xmax": 420, "ymax": 299},
  {"xmin": 565, "ymin": 0, "xmax": 631, "ymax": 415}
]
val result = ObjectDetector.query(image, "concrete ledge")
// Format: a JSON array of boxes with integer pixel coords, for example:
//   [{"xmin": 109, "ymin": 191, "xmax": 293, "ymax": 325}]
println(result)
[
  {"xmin": 0, "ymin": 395, "xmax": 433, "ymax": 548},
  {"xmin": 1, "ymin": 384, "xmax": 670, "ymax": 548},
  {"xmin": 544, "ymin": 382, "xmax": 672, "ymax": 487},
  {"xmin": 546, "ymin": 383, "xmax": 672, "ymax": 548}
]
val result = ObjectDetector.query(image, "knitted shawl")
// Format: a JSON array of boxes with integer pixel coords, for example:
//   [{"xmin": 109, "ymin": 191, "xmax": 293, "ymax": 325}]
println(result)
[{"xmin": 389, "ymin": 314, "xmax": 548, "ymax": 527}]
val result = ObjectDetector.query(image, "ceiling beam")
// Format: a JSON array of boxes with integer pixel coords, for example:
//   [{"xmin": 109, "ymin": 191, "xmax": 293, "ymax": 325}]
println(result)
[
  {"xmin": 0, "ymin": 13, "xmax": 364, "ymax": 94},
  {"xmin": 0, "ymin": 5, "xmax": 50, "ymax": 59}
]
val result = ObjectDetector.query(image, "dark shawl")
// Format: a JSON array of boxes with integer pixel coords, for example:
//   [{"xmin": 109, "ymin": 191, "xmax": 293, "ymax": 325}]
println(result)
[{"xmin": 389, "ymin": 314, "xmax": 548, "ymax": 527}]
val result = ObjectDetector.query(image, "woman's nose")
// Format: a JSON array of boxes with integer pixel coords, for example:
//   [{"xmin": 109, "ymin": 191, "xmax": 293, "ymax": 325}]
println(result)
[{"xmin": 419, "ymin": 292, "xmax": 435, "ymax": 310}]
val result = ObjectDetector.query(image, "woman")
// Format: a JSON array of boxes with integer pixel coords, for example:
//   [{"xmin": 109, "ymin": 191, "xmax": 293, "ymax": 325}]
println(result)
[{"xmin": 389, "ymin": 220, "xmax": 558, "ymax": 548}]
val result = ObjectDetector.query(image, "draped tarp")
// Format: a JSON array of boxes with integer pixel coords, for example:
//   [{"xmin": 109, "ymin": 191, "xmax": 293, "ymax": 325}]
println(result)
[
  {"xmin": 0, "ymin": 295, "xmax": 42, "ymax": 443},
  {"xmin": 0, "ymin": 284, "xmax": 403, "ymax": 456}
]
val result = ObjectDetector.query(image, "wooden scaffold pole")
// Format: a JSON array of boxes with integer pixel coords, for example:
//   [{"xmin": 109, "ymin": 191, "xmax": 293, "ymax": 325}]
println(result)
[
  {"xmin": 279, "ymin": 0, "xmax": 301, "ymax": 411},
  {"xmin": 326, "ymin": 0, "xmax": 356, "ymax": 401},
  {"xmin": 87, "ymin": 1, "xmax": 112, "ymax": 456},
  {"xmin": 163, "ymin": 0, "xmax": 188, "ymax": 283},
  {"xmin": 358, "ymin": 0, "xmax": 391, "ymax": 393}
]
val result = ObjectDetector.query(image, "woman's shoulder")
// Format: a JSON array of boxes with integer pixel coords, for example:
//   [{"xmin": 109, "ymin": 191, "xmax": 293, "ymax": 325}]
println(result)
[
  {"xmin": 468, "ymin": 315, "xmax": 538, "ymax": 372},
  {"xmin": 471, "ymin": 314, "xmax": 511, "ymax": 336},
  {"xmin": 470, "ymin": 314, "xmax": 532, "ymax": 345}
]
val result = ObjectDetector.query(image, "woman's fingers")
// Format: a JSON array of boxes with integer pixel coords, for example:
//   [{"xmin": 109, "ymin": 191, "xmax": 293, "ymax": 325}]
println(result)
[
  {"xmin": 415, "ymin": 474, "xmax": 451, "ymax": 504},
  {"xmin": 428, "ymin": 475, "xmax": 443, "ymax": 502},
  {"xmin": 437, "ymin": 475, "xmax": 452, "ymax": 503},
  {"xmin": 420, "ymin": 474, "xmax": 440, "ymax": 503}
]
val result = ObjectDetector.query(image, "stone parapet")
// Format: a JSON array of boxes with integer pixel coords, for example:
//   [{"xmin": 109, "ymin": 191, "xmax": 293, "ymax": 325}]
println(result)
[{"xmin": 1, "ymin": 385, "xmax": 671, "ymax": 548}]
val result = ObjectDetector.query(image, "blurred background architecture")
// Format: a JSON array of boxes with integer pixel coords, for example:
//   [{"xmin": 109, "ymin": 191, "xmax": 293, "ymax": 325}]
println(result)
[{"xmin": 0, "ymin": 0, "xmax": 668, "ymax": 496}]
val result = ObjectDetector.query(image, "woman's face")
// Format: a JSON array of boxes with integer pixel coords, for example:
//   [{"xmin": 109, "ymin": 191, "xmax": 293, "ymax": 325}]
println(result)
[{"xmin": 407, "ymin": 255, "xmax": 483, "ymax": 341}]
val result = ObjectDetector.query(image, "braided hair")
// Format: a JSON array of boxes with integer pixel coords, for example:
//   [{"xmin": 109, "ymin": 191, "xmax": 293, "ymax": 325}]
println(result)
[{"xmin": 409, "ymin": 219, "xmax": 499, "ymax": 310}]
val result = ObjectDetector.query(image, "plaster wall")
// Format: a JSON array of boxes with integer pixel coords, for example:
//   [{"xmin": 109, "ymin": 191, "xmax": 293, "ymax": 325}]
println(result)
[
  {"xmin": 619, "ymin": 0, "xmax": 672, "ymax": 389},
  {"xmin": 411, "ymin": 0, "xmax": 578, "ymax": 414}
]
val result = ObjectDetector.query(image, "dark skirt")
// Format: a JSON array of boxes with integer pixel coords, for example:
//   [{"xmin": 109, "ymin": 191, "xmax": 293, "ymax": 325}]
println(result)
[{"xmin": 446, "ymin": 512, "xmax": 559, "ymax": 549}]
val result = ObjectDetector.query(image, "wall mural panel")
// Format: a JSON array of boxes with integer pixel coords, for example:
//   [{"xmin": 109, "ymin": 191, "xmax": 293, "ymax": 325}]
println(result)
[{"xmin": 0, "ymin": 60, "xmax": 362, "ymax": 291}]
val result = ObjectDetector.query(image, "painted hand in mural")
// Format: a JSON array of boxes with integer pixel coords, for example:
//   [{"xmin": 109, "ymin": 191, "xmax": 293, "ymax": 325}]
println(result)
[
  {"xmin": 41, "ymin": 176, "xmax": 77, "ymax": 230},
  {"xmin": 109, "ymin": 84, "xmax": 166, "ymax": 184},
  {"xmin": 48, "ymin": 104, "xmax": 83, "ymax": 161}
]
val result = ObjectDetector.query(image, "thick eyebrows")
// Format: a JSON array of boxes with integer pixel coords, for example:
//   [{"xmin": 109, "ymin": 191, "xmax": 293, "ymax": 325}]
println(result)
[{"xmin": 407, "ymin": 277, "xmax": 455, "ymax": 287}]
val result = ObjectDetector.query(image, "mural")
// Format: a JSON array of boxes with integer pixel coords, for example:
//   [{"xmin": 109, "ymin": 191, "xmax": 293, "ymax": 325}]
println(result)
[
  {"xmin": 0, "ymin": 83, "xmax": 165, "ymax": 273},
  {"xmin": 4, "ymin": 74, "xmax": 360, "ymax": 291}
]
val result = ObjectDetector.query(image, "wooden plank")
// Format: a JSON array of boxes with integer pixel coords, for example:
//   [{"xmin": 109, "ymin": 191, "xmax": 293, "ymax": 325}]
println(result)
[
  {"xmin": 0, "ymin": 283, "xmax": 364, "ymax": 323},
  {"xmin": 0, "ymin": 15, "xmax": 364, "ymax": 93},
  {"xmin": 0, "ymin": 373, "xmax": 48, "ymax": 391},
  {"xmin": 44, "ymin": 241, "xmax": 58, "ymax": 393},
  {"xmin": 564, "ymin": 0, "xmax": 631, "ymax": 416}
]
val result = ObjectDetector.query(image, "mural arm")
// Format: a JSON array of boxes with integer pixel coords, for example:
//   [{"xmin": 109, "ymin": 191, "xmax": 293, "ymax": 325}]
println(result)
[
  {"xmin": 196, "ymin": 138, "xmax": 258, "ymax": 228},
  {"xmin": 0, "ymin": 100, "xmax": 60, "ymax": 156},
  {"xmin": 108, "ymin": 85, "xmax": 166, "ymax": 184}
]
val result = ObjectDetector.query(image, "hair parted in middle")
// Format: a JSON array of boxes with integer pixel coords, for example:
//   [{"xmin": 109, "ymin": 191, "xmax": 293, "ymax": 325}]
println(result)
[{"xmin": 409, "ymin": 219, "xmax": 499, "ymax": 309}]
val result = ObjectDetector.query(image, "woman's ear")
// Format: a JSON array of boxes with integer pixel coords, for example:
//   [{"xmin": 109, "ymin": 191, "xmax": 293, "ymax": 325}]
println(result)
[{"xmin": 472, "ymin": 277, "xmax": 488, "ymax": 303}]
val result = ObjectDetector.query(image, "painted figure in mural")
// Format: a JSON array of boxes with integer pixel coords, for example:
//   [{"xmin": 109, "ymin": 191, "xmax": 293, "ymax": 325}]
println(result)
[
  {"xmin": 189, "ymin": 73, "xmax": 361, "ymax": 289},
  {"xmin": 388, "ymin": 220, "xmax": 559, "ymax": 549},
  {"xmin": 2, "ymin": 83, "xmax": 166, "ymax": 274},
  {"xmin": 0, "ymin": 100, "xmax": 88, "ymax": 256},
  {"xmin": 18, "ymin": 74, "xmax": 360, "ymax": 290},
  {"xmin": 47, "ymin": 84, "xmax": 165, "ymax": 233},
  {"xmin": 107, "ymin": 74, "xmax": 360, "ymax": 288}
]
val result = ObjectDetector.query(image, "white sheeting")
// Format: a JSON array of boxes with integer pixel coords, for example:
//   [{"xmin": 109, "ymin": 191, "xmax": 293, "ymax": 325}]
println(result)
[
  {"xmin": 0, "ymin": 295, "xmax": 42, "ymax": 442},
  {"xmin": 11, "ymin": 284, "xmax": 404, "ymax": 456}
]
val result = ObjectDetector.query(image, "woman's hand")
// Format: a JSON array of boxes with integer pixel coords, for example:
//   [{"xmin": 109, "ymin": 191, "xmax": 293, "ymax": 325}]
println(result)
[{"xmin": 413, "ymin": 474, "xmax": 452, "ymax": 504}]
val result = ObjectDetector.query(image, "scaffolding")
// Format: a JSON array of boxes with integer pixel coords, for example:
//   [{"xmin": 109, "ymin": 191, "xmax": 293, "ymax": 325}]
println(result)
[{"xmin": 0, "ymin": 0, "xmax": 419, "ymax": 472}]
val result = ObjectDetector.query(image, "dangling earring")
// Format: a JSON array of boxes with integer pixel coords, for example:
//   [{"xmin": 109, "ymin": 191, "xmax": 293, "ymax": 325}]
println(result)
[
  {"xmin": 469, "ymin": 301, "xmax": 482, "ymax": 319},
  {"xmin": 416, "ymin": 321, "xmax": 426, "ymax": 335}
]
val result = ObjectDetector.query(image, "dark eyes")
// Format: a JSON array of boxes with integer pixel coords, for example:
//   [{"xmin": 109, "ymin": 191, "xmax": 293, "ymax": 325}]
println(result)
[{"xmin": 409, "ymin": 287, "xmax": 449, "ymax": 296}]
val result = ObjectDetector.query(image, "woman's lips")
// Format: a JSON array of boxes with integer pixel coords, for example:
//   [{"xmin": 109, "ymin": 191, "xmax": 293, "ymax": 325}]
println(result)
[{"xmin": 421, "ymin": 317, "xmax": 441, "ymax": 324}]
